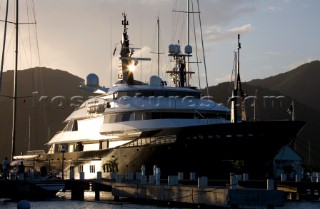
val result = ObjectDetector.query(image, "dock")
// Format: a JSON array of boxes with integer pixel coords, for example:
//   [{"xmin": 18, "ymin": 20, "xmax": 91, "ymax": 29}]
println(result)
[
  {"xmin": 64, "ymin": 173, "xmax": 287, "ymax": 209},
  {"xmin": 2, "ymin": 171, "xmax": 320, "ymax": 208}
]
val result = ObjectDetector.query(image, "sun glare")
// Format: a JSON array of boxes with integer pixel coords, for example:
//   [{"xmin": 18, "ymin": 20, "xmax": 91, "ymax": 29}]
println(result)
[{"xmin": 128, "ymin": 62, "xmax": 136, "ymax": 72}]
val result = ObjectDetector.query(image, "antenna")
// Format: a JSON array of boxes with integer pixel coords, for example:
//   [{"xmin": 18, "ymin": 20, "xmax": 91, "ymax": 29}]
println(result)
[
  {"xmin": 236, "ymin": 34, "xmax": 242, "ymax": 91},
  {"xmin": 231, "ymin": 34, "xmax": 245, "ymax": 124}
]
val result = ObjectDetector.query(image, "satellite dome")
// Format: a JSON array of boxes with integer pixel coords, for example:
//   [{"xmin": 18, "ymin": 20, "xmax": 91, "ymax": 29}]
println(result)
[
  {"xmin": 185, "ymin": 45, "xmax": 192, "ymax": 54},
  {"xmin": 86, "ymin": 73, "xmax": 99, "ymax": 87}
]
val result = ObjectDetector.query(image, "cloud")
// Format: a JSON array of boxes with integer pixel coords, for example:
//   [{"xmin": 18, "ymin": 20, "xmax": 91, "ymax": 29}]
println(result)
[
  {"xmin": 205, "ymin": 24, "xmax": 253, "ymax": 43},
  {"xmin": 265, "ymin": 6, "xmax": 282, "ymax": 12},
  {"xmin": 214, "ymin": 73, "xmax": 233, "ymax": 83},
  {"xmin": 287, "ymin": 58, "xmax": 317, "ymax": 70},
  {"xmin": 265, "ymin": 51, "xmax": 281, "ymax": 56}
]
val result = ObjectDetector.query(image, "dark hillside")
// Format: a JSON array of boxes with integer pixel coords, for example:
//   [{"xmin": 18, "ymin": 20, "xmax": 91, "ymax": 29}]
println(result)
[
  {"xmin": 249, "ymin": 60, "xmax": 320, "ymax": 113},
  {"xmin": 0, "ymin": 67, "xmax": 94, "ymax": 161}
]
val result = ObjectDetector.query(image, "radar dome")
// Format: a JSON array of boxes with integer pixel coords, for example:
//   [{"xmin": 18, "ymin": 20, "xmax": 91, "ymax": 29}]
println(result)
[
  {"xmin": 169, "ymin": 44, "xmax": 180, "ymax": 54},
  {"xmin": 86, "ymin": 73, "xmax": 99, "ymax": 87},
  {"xmin": 185, "ymin": 45, "xmax": 192, "ymax": 54},
  {"xmin": 150, "ymin": 75, "xmax": 164, "ymax": 86}
]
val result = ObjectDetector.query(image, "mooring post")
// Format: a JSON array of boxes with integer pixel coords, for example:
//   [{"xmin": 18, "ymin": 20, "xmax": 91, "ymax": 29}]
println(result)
[{"xmin": 94, "ymin": 182, "xmax": 100, "ymax": 201}]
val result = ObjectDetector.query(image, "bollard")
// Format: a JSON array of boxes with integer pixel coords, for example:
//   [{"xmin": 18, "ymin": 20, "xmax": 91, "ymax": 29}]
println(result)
[
  {"xmin": 198, "ymin": 176, "xmax": 208, "ymax": 188},
  {"xmin": 135, "ymin": 172, "xmax": 142, "ymax": 180},
  {"xmin": 29, "ymin": 172, "xmax": 34, "ymax": 179},
  {"xmin": 69, "ymin": 171, "xmax": 74, "ymax": 180},
  {"xmin": 280, "ymin": 173, "xmax": 286, "ymax": 182},
  {"xmin": 190, "ymin": 172, "xmax": 196, "ymax": 181},
  {"xmin": 141, "ymin": 175, "xmax": 147, "ymax": 184},
  {"xmin": 18, "ymin": 173, "xmax": 24, "ymax": 181},
  {"xmin": 230, "ymin": 173, "xmax": 238, "ymax": 189},
  {"xmin": 97, "ymin": 171, "xmax": 102, "ymax": 180},
  {"xmin": 127, "ymin": 171, "xmax": 134, "ymax": 180},
  {"xmin": 236, "ymin": 174, "xmax": 242, "ymax": 181},
  {"xmin": 267, "ymin": 179, "xmax": 274, "ymax": 190},
  {"xmin": 155, "ymin": 168, "xmax": 161, "ymax": 185},
  {"xmin": 141, "ymin": 165, "xmax": 146, "ymax": 176},
  {"xmin": 153, "ymin": 165, "xmax": 157, "ymax": 174},
  {"xmin": 110, "ymin": 172, "xmax": 117, "ymax": 180},
  {"xmin": 79, "ymin": 172, "xmax": 85, "ymax": 180},
  {"xmin": 295, "ymin": 173, "xmax": 301, "ymax": 182},
  {"xmin": 243, "ymin": 173, "xmax": 249, "ymax": 181},
  {"xmin": 178, "ymin": 172, "xmax": 184, "ymax": 181},
  {"xmin": 149, "ymin": 175, "xmax": 155, "ymax": 184},
  {"xmin": 116, "ymin": 174, "xmax": 122, "ymax": 183},
  {"xmin": 17, "ymin": 200, "xmax": 30, "ymax": 209},
  {"xmin": 168, "ymin": 175, "xmax": 178, "ymax": 186}
]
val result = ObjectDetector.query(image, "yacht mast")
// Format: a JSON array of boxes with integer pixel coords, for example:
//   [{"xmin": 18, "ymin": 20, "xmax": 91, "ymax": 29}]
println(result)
[
  {"xmin": 231, "ymin": 34, "xmax": 244, "ymax": 124},
  {"xmin": 186, "ymin": 0, "xmax": 190, "ymax": 86},
  {"xmin": 11, "ymin": 0, "xmax": 19, "ymax": 161}
]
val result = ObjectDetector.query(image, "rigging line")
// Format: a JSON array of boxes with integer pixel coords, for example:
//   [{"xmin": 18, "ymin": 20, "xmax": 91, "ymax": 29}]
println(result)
[
  {"xmin": 295, "ymin": 136, "xmax": 320, "ymax": 155},
  {"xmin": 30, "ymin": 0, "xmax": 46, "ymax": 147},
  {"xmin": 171, "ymin": 0, "xmax": 178, "ymax": 42},
  {"xmin": 19, "ymin": 27, "xmax": 31, "ymax": 67},
  {"xmin": 0, "ymin": 0, "xmax": 9, "ymax": 93},
  {"xmin": 196, "ymin": 0, "xmax": 208, "ymax": 96},
  {"xmin": 228, "ymin": 52, "xmax": 237, "ymax": 104},
  {"xmin": 294, "ymin": 140, "xmax": 320, "ymax": 163},
  {"xmin": 191, "ymin": 0, "xmax": 201, "ymax": 89},
  {"xmin": 26, "ymin": 0, "xmax": 33, "ymax": 67},
  {"xmin": 30, "ymin": 0, "xmax": 40, "ymax": 66}
]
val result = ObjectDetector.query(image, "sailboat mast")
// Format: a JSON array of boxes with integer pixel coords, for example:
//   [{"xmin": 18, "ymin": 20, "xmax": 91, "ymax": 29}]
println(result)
[
  {"xmin": 157, "ymin": 17, "xmax": 160, "ymax": 77},
  {"xmin": 11, "ymin": 0, "xmax": 19, "ymax": 161},
  {"xmin": 186, "ymin": 0, "xmax": 190, "ymax": 86}
]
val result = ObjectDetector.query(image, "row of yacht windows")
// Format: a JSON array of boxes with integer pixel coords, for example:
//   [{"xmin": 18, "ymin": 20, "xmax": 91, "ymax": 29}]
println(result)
[
  {"xmin": 114, "ymin": 90, "xmax": 200, "ymax": 99},
  {"xmin": 70, "ymin": 165, "xmax": 95, "ymax": 174},
  {"xmin": 49, "ymin": 141, "xmax": 109, "ymax": 154},
  {"xmin": 104, "ymin": 111, "xmax": 229, "ymax": 123}
]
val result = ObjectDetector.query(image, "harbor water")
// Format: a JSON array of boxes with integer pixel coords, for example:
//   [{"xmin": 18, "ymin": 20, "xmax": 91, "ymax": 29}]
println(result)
[{"xmin": 1, "ymin": 191, "xmax": 319, "ymax": 209}]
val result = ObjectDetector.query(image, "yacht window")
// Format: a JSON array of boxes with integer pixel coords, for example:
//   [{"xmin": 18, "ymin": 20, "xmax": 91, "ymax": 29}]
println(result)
[
  {"xmin": 72, "ymin": 120, "xmax": 78, "ymax": 131},
  {"xmin": 75, "ymin": 143, "xmax": 83, "ymax": 151},
  {"xmin": 105, "ymin": 113, "xmax": 132, "ymax": 123},
  {"xmin": 79, "ymin": 165, "xmax": 83, "ymax": 173},
  {"xmin": 123, "ymin": 113, "xmax": 130, "ymax": 121},
  {"xmin": 151, "ymin": 112, "xmax": 161, "ymax": 119},
  {"xmin": 135, "ymin": 112, "xmax": 143, "ymax": 120},
  {"xmin": 113, "ymin": 92, "xmax": 118, "ymax": 100},
  {"xmin": 63, "ymin": 121, "xmax": 73, "ymax": 131},
  {"xmin": 58, "ymin": 144, "xmax": 68, "ymax": 152},
  {"xmin": 90, "ymin": 165, "xmax": 95, "ymax": 173},
  {"xmin": 145, "ymin": 112, "xmax": 152, "ymax": 120},
  {"xmin": 101, "ymin": 141, "xmax": 109, "ymax": 149},
  {"xmin": 117, "ymin": 91, "xmax": 127, "ymax": 98}
]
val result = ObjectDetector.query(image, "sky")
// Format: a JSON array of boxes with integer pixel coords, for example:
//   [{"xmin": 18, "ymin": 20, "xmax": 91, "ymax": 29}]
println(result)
[{"xmin": 0, "ymin": 0, "xmax": 319, "ymax": 89}]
